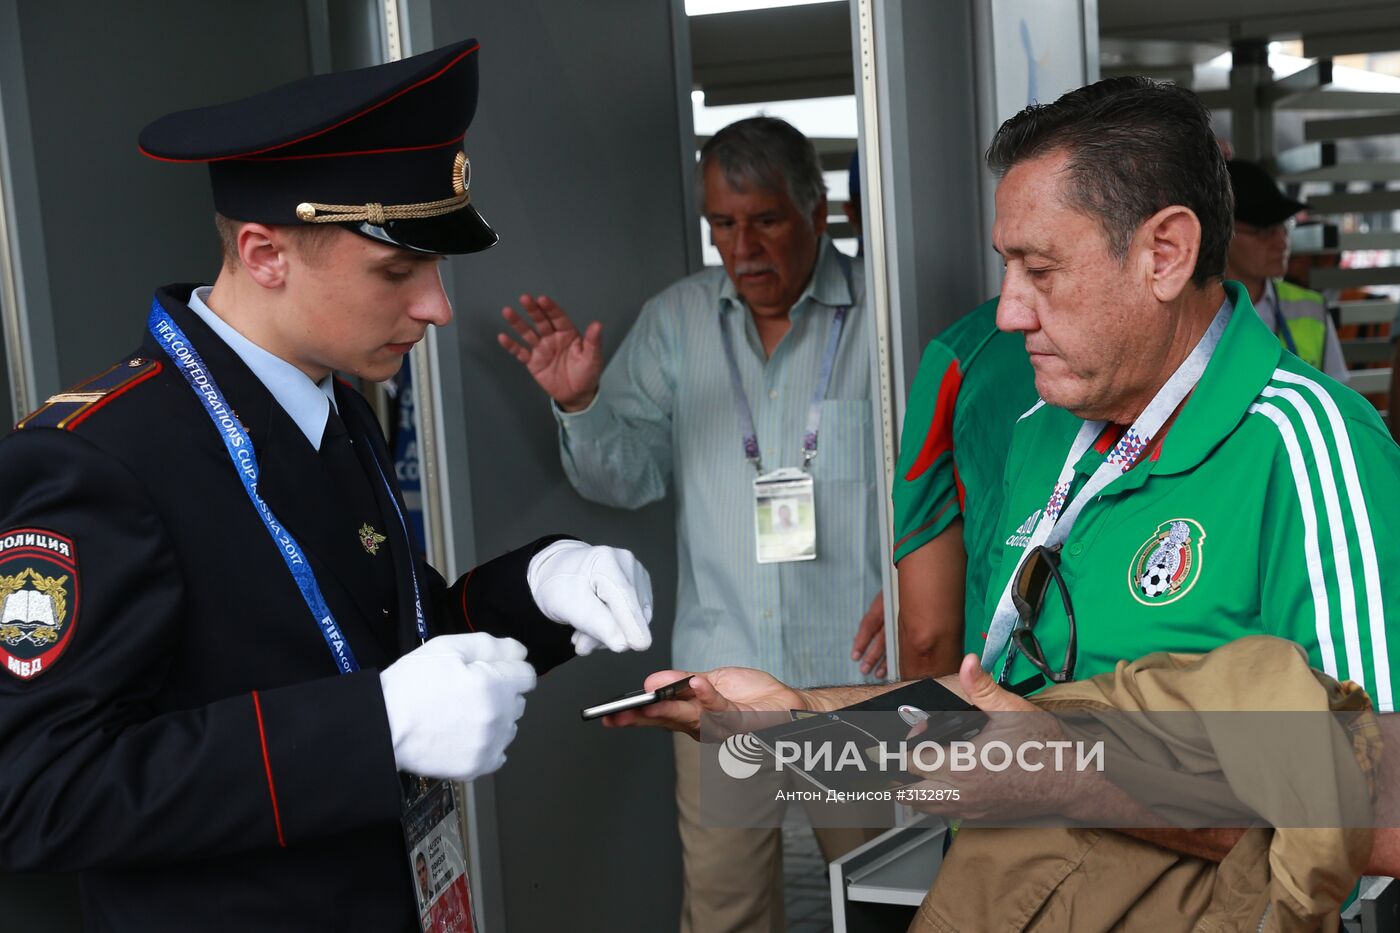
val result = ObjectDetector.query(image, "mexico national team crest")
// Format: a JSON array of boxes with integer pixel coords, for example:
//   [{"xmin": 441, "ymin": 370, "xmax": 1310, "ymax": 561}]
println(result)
[
  {"xmin": 0, "ymin": 529, "xmax": 79, "ymax": 680},
  {"xmin": 1129, "ymin": 518, "xmax": 1205, "ymax": 606}
]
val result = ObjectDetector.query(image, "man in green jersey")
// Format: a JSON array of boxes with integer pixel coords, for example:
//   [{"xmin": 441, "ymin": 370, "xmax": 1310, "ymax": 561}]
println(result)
[
  {"xmin": 611, "ymin": 75, "xmax": 1400, "ymax": 882},
  {"xmin": 979, "ymin": 111, "xmax": 1392, "ymax": 703},
  {"xmin": 891, "ymin": 298, "xmax": 1037, "ymax": 676}
]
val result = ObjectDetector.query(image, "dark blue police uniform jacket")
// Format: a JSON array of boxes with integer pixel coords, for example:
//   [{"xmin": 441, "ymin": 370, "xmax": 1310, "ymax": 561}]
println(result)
[{"xmin": 0, "ymin": 285, "xmax": 575, "ymax": 931}]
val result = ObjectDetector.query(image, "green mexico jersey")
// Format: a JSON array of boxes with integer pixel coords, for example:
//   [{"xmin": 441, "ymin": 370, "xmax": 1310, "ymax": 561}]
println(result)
[
  {"xmin": 892, "ymin": 297, "xmax": 1038, "ymax": 651},
  {"xmin": 986, "ymin": 282, "xmax": 1400, "ymax": 710}
]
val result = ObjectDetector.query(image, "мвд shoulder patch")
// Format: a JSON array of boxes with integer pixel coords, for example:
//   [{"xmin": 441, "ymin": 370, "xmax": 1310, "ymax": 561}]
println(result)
[{"xmin": 0, "ymin": 529, "xmax": 79, "ymax": 680}]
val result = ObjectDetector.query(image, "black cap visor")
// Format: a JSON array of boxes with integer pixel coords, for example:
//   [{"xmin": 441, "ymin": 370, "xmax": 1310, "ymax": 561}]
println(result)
[
  {"xmin": 1237, "ymin": 196, "xmax": 1305, "ymax": 228},
  {"xmin": 347, "ymin": 203, "xmax": 498, "ymax": 255},
  {"xmin": 1228, "ymin": 160, "xmax": 1306, "ymax": 227}
]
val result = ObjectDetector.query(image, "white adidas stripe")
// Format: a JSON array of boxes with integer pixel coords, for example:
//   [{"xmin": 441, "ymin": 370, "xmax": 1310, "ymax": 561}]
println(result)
[
  {"xmin": 1270, "ymin": 369, "xmax": 1390, "ymax": 712},
  {"xmin": 1260, "ymin": 385, "xmax": 1364, "ymax": 693},
  {"xmin": 1248, "ymin": 401, "xmax": 1339, "ymax": 681}
]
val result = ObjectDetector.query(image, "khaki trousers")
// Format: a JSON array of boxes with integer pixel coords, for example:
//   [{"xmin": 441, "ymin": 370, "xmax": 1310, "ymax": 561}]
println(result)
[{"xmin": 673, "ymin": 733, "xmax": 880, "ymax": 933}]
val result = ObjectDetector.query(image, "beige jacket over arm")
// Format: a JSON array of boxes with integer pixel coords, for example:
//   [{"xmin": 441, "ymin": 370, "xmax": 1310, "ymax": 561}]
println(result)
[{"xmin": 913, "ymin": 636, "xmax": 1379, "ymax": 933}]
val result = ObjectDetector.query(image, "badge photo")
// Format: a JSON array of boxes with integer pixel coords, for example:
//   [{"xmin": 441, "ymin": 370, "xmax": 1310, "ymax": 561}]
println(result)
[
  {"xmin": 0, "ymin": 528, "xmax": 80, "ymax": 680},
  {"xmin": 1129, "ymin": 518, "xmax": 1206, "ymax": 606},
  {"xmin": 752, "ymin": 468, "xmax": 817, "ymax": 564},
  {"xmin": 403, "ymin": 778, "xmax": 477, "ymax": 933}
]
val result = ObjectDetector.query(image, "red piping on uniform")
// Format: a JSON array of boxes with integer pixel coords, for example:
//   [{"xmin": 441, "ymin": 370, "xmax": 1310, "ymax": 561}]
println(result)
[
  {"xmin": 237, "ymin": 133, "xmax": 464, "ymax": 162},
  {"xmin": 459, "ymin": 569, "xmax": 478, "ymax": 632},
  {"xmin": 63, "ymin": 363, "xmax": 163, "ymax": 430},
  {"xmin": 139, "ymin": 43, "xmax": 480, "ymax": 164},
  {"xmin": 251, "ymin": 691, "xmax": 287, "ymax": 848},
  {"xmin": 0, "ymin": 547, "xmax": 77, "ymax": 569},
  {"xmin": 904, "ymin": 360, "xmax": 962, "ymax": 482}
]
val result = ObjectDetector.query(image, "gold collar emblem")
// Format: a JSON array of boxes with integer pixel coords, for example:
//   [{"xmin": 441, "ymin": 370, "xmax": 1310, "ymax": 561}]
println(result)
[{"xmin": 358, "ymin": 523, "xmax": 387, "ymax": 556}]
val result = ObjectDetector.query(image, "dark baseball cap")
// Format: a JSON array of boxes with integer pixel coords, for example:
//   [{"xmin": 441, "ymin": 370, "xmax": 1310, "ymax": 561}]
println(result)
[{"xmin": 1227, "ymin": 160, "xmax": 1306, "ymax": 227}]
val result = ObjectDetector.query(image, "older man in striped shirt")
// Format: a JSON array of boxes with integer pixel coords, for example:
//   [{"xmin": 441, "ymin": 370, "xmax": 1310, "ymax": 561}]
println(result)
[{"xmin": 499, "ymin": 116, "xmax": 884, "ymax": 932}]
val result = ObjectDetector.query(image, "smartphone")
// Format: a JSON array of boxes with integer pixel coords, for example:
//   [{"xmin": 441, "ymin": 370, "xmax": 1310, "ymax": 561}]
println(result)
[
  {"xmin": 748, "ymin": 679, "xmax": 986, "ymax": 794},
  {"xmin": 580, "ymin": 676, "xmax": 695, "ymax": 721}
]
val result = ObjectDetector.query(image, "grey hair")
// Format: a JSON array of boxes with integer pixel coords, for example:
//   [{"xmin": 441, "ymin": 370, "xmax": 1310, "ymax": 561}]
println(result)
[{"xmin": 697, "ymin": 117, "xmax": 826, "ymax": 224}]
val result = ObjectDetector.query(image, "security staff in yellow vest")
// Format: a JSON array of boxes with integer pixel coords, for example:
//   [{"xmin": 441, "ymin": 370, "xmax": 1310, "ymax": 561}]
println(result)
[{"xmin": 1226, "ymin": 159, "xmax": 1349, "ymax": 382}]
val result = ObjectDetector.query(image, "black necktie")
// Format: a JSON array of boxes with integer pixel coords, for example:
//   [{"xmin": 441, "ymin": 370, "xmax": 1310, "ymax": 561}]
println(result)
[
  {"xmin": 319, "ymin": 404, "xmax": 372, "ymax": 506},
  {"xmin": 320, "ymin": 403, "xmax": 381, "ymax": 531},
  {"xmin": 320, "ymin": 402, "xmax": 399, "ymax": 637},
  {"xmin": 320, "ymin": 402, "xmax": 350, "ymax": 452}
]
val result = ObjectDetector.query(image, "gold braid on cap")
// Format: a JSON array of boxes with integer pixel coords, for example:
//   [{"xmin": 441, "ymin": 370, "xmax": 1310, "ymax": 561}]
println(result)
[{"xmin": 294, "ymin": 151, "xmax": 473, "ymax": 225}]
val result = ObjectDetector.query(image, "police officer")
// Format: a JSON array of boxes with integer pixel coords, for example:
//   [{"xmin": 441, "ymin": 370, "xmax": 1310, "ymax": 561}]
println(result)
[{"xmin": 0, "ymin": 39, "xmax": 652, "ymax": 931}]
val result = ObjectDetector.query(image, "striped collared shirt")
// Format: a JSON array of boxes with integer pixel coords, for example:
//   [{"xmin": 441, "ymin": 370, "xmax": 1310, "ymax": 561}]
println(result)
[{"xmin": 554, "ymin": 238, "xmax": 880, "ymax": 687}]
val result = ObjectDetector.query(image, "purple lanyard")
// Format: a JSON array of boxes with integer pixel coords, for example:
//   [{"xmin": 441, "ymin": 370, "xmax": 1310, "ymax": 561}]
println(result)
[{"xmin": 717, "ymin": 260, "xmax": 854, "ymax": 474}]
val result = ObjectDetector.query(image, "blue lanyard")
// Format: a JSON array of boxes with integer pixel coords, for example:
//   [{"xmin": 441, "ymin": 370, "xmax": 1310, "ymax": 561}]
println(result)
[
  {"xmin": 718, "ymin": 265, "xmax": 852, "ymax": 474},
  {"xmin": 150, "ymin": 301, "xmax": 406, "ymax": 673},
  {"xmin": 1271, "ymin": 292, "xmax": 1300, "ymax": 355}
]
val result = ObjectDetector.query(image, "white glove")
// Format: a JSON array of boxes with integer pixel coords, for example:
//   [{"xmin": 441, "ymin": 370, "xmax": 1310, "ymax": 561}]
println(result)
[
  {"xmin": 527, "ymin": 540, "xmax": 654, "ymax": 655},
  {"xmin": 379, "ymin": 632, "xmax": 537, "ymax": 783}
]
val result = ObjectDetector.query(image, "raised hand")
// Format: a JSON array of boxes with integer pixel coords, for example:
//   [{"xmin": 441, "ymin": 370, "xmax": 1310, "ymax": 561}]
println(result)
[{"xmin": 498, "ymin": 294, "xmax": 603, "ymax": 411}]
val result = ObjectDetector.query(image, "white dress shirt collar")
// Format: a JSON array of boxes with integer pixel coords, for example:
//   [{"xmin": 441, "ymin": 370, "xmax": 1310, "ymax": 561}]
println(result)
[{"xmin": 186, "ymin": 286, "xmax": 337, "ymax": 449}]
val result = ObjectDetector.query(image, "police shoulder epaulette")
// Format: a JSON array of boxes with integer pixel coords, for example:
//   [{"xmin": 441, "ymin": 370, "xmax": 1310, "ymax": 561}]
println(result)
[{"xmin": 17, "ymin": 357, "xmax": 162, "ymax": 431}]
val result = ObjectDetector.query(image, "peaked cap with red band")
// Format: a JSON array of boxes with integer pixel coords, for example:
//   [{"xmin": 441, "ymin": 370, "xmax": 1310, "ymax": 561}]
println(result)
[{"xmin": 138, "ymin": 38, "xmax": 497, "ymax": 255}]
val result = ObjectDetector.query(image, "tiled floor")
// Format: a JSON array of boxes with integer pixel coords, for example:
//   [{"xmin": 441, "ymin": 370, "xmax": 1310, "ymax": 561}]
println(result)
[{"xmin": 782, "ymin": 807, "xmax": 834, "ymax": 933}]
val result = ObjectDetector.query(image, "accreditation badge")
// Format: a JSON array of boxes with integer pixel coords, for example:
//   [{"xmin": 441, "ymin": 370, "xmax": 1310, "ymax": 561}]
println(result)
[
  {"xmin": 403, "ymin": 777, "xmax": 477, "ymax": 933},
  {"xmin": 753, "ymin": 468, "xmax": 816, "ymax": 564}
]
